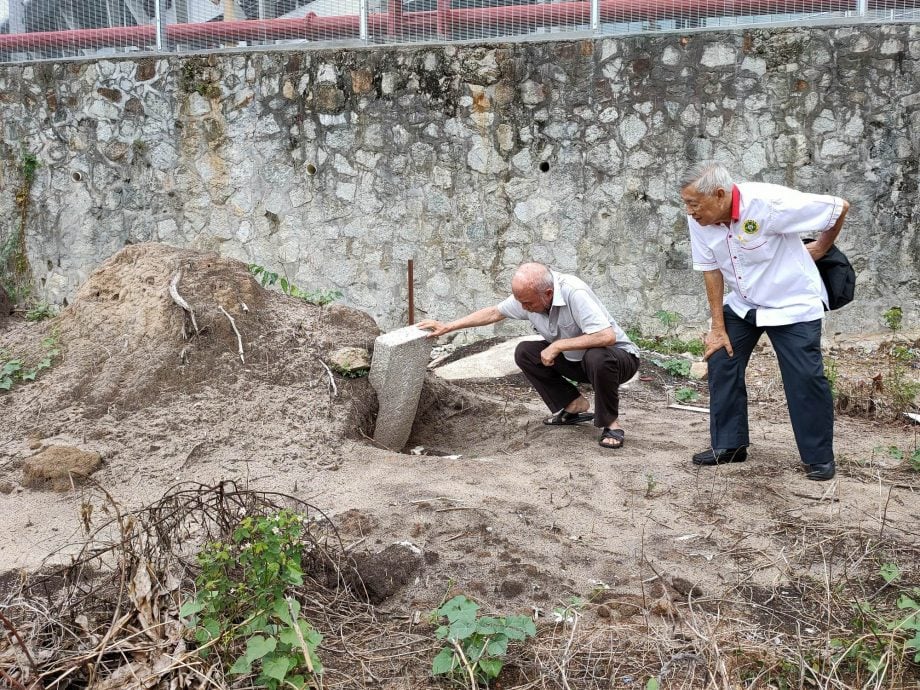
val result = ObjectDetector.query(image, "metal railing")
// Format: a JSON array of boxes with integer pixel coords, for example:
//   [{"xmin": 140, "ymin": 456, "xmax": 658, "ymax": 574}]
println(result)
[{"xmin": 0, "ymin": 0, "xmax": 918, "ymax": 63}]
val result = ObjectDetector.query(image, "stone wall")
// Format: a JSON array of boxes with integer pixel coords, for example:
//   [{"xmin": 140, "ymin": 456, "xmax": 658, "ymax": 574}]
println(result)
[{"xmin": 1, "ymin": 25, "xmax": 918, "ymax": 337}]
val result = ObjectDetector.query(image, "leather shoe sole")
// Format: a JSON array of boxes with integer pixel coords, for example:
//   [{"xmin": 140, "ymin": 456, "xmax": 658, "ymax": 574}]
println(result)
[
  {"xmin": 692, "ymin": 447, "xmax": 748, "ymax": 466},
  {"xmin": 805, "ymin": 461, "xmax": 835, "ymax": 481}
]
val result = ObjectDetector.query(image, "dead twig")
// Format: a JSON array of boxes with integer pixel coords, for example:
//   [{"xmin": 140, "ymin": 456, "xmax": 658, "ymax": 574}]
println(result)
[
  {"xmin": 218, "ymin": 305, "xmax": 244, "ymax": 364},
  {"xmin": 319, "ymin": 360, "xmax": 338, "ymax": 397},
  {"xmin": 169, "ymin": 270, "xmax": 199, "ymax": 336}
]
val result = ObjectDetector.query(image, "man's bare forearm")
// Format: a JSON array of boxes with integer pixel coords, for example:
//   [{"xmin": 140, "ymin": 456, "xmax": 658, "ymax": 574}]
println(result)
[
  {"xmin": 552, "ymin": 327, "xmax": 616, "ymax": 352},
  {"xmin": 704, "ymin": 270, "xmax": 726, "ymax": 330},
  {"xmin": 441, "ymin": 306, "xmax": 506, "ymax": 334}
]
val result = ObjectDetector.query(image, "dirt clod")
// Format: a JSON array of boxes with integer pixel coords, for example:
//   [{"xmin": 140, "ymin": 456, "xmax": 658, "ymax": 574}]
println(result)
[{"xmin": 22, "ymin": 446, "xmax": 102, "ymax": 491}]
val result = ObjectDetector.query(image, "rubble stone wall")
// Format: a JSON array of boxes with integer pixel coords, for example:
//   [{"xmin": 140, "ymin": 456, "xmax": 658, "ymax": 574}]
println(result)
[{"xmin": 1, "ymin": 24, "xmax": 918, "ymax": 336}]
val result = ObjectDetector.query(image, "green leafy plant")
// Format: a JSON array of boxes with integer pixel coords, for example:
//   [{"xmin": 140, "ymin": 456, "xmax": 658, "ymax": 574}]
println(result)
[
  {"xmin": 0, "ymin": 333, "xmax": 60, "ymax": 392},
  {"xmin": 662, "ymin": 358, "xmax": 691, "ymax": 378},
  {"xmin": 874, "ymin": 445, "xmax": 905, "ymax": 461},
  {"xmin": 646, "ymin": 678, "xmax": 660, "ymax": 690},
  {"xmin": 882, "ymin": 306, "xmax": 903, "ymax": 333},
  {"xmin": 830, "ymin": 563, "xmax": 920, "ymax": 684},
  {"xmin": 25, "ymin": 301, "xmax": 55, "ymax": 322},
  {"xmin": 430, "ymin": 595, "xmax": 536, "ymax": 685},
  {"xmin": 674, "ymin": 387, "xmax": 699, "ymax": 403},
  {"xmin": 654, "ymin": 309, "xmax": 680, "ymax": 332},
  {"xmin": 909, "ymin": 449, "xmax": 920, "ymax": 472},
  {"xmin": 248, "ymin": 264, "xmax": 342, "ymax": 307},
  {"xmin": 180, "ymin": 510, "xmax": 323, "ymax": 689},
  {"xmin": 626, "ymin": 326, "xmax": 704, "ymax": 357},
  {"xmin": 644, "ymin": 473, "xmax": 657, "ymax": 498},
  {"xmin": 885, "ymin": 353, "xmax": 920, "ymax": 416},
  {"xmin": 551, "ymin": 595, "xmax": 585, "ymax": 624}
]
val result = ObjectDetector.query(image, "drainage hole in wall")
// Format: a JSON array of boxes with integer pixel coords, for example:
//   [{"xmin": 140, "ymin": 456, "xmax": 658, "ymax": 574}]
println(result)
[
  {"xmin": 306, "ymin": 163, "xmax": 317, "ymax": 175},
  {"xmin": 71, "ymin": 171, "xmax": 83, "ymax": 182},
  {"xmin": 538, "ymin": 161, "xmax": 550, "ymax": 173}
]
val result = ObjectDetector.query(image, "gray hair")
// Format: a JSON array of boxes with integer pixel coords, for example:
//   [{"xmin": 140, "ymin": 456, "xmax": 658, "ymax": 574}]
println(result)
[{"xmin": 680, "ymin": 160, "xmax": 734, "ymax": 194}]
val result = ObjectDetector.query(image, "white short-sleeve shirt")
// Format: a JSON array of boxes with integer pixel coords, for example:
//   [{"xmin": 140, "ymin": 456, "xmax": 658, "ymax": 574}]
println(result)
[
  {"xmin": 497, "ymin": 271, "xmax": 639, "ymax": 362},
  {"xmin": 688, "ymin": 182, "xmax": 845, "ymax": 326}
]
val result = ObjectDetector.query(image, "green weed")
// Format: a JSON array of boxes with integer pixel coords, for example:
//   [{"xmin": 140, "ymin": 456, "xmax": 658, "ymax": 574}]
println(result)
[
  {"xmin": 662, "ymin": 358, "xmax": 691, "ymax": 378},
  {"xmin": 674, "ymin": 387, "xmax": 699, "ymax": 403},
  {"xmin": 248, "ymin": 264, "xmax": 342, "ymax": 307},
  {"xmin": 25, "ymin": 301, "xmax": 55, "ymax": 322},
  {"xmin": 0, "ymin": 333, "xmax": 60, "ymax": 392},
  {"xmin": 883, "ymin": 306, "xmax": 903, "ymax": 333},
  {"xmin": 180, "ymin": 510, "xmax": 323, "ymax": 689},
  {"xmin": 430, "ymin": 595, "xmax": 536, "ymax": 684}
]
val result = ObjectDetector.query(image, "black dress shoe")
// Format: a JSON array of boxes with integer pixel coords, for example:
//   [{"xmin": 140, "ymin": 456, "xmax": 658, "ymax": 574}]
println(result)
[
  {"xmin": 692, "ymin": 447, "xmax": 748, "ymax": 466},
  {"xmin": 805, "ymin": 461, "xmax": 835, "ymax": 481}
]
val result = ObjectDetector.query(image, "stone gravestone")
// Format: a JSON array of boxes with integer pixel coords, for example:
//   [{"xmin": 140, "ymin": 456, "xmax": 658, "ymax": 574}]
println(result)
[{"xmin": 369, "ymin": 326, "xmax": 433, "ymax": 451}]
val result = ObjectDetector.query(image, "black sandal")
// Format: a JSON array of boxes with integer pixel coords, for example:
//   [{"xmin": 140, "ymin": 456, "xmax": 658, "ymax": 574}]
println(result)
[
  {"xmin": 599, "ymin": 428, "xmax": 625, "ymax": 449},
  {"xmin": 544, "ymin": 410, "xmax": 595, "ymax": 426}
]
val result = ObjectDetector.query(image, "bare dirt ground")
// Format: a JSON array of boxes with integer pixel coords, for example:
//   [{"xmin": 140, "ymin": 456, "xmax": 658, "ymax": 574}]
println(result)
[{"xmin": 1, "ymin": 243, "xmax": 918, "ymax": 689}]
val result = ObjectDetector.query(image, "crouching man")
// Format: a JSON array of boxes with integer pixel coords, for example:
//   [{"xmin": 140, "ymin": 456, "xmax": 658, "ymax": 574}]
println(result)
[{"xmin": 418, "ymin": 262, "xmax": 640, "ymax": 449}]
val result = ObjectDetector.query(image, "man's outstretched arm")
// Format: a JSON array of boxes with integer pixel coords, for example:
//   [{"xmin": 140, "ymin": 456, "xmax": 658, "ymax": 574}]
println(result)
[{"xmin": 417, "ymin": 306, "xmax": 506, "ymax": 338}]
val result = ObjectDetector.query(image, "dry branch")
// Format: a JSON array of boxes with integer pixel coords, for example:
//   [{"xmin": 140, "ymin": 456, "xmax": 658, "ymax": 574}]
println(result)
[
  {"xmin": 168, "ymin": 270, "xmax": 199, "ymax": 336},
  {"xmin": 218, "ymin": 305, "xmax": 244, "ymax": 363}
]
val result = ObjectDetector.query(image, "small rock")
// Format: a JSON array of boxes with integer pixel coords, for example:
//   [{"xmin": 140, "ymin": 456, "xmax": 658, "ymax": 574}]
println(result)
[
  {"xmin": 671, "ymin": 576, "xmax": 703, "ymax": 598},
  {"xmin": 0, "ymin": 480, "xmax": 15, "ymax": 494},
  {"xmin": 22, "ymin": 446, "xmax": 102, "ymax": 492},
  {"xmin": 689, "ymin": 361, "xmax": 708, "ymax": 380},
  {"xmin": 328, "ymin": 347, "xmax": 371, "ymax": 374}
]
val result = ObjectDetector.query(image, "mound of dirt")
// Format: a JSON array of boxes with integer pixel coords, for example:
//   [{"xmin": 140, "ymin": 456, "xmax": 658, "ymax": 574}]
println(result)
[{"xmin": 3, "ymin": 244, "xmax": 382, "ymax": 421}]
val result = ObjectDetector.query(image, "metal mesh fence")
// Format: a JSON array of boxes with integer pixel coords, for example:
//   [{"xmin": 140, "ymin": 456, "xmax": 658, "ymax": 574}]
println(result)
[{"xmin": 0, "ymin": 0, "xmax": 918, "ymax": 62}]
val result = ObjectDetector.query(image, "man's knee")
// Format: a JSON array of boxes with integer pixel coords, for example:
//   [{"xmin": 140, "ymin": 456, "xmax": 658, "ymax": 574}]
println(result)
[
  {"xmin": 582, "ymin": 347, "xmax": 612, "ymax": 369},
  {"xmin": 514, "ymin": 340, "xmax": 541, "ymax": 366}
]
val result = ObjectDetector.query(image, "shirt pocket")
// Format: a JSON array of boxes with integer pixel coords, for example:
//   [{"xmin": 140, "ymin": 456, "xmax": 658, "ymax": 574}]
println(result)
[{"xmin": 739, "ymin": 238, "xmax": 770, "ymax": 260}]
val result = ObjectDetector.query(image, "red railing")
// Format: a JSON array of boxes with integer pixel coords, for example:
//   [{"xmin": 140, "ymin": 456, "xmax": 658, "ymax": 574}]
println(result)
[{"xmin": 0, "ymin": 0, "xmax": 910, "ymax": 53}]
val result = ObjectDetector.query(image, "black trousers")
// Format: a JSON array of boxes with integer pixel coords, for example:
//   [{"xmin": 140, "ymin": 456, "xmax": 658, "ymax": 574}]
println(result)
[
  {"xmin": 514, "ymin": 340, "xmax": 640, "ymax": 428},
  {"xmin": 708, "ymin": 306, "xmax": 834, "ymax": 465}
]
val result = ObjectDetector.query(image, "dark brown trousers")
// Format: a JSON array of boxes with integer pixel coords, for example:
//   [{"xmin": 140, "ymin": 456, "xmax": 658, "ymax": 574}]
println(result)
[{"xmin": 514, "ymin": 340, "xmax": 640, "ymax": 428}]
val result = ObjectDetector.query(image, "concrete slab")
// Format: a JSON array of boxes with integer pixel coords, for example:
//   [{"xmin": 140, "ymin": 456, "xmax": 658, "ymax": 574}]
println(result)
[
  {"xmin": 434, "ymin": 335, "xmax": 542, "ymax": 380},
  {"xmin": 369, "ymin": 325, "xmax": 433, "ymax": 451},
  {"xmin": 433, "ymin": 335, "xmax": 642, "ymax": 389}
]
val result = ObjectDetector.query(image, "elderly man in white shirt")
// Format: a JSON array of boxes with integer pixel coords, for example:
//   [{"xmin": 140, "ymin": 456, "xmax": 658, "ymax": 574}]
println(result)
[
  {"xmin": 680, "ymin": 160, "xmax": 850, "ymax": 481},
  {"xmin": 418, "ymin": 263, "xmax": 640, "ymax": 449}
]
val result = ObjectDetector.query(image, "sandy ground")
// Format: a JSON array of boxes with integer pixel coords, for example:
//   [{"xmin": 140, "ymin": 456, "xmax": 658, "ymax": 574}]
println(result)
[{"xmin": 1, "ymin": 245, "xmax": 919, "ymax": 688}]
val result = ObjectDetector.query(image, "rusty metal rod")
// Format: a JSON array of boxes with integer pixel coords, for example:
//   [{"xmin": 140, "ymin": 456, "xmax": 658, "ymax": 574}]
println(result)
[{"xmin": 407, "ymin": 259, "xmax": 414, "ymax": 325}]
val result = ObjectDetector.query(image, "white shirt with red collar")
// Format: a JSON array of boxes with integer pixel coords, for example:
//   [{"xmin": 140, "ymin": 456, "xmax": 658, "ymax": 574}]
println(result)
[{"xmin": 688, "ymin": 182, "xmax": 846, "ymax": 327}]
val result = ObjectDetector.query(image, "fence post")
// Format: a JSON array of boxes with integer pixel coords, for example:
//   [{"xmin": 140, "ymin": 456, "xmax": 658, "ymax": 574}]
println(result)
[
  {"xmin": 360, "ymin": 0, "xmax": 369, "ymax": 42},
  {"xmin": 856, "ymin": 0, "xmax": 868, "ymax": 14},
  {"xmin": 590, "ymin": 0, "xmax": 599, "ymax": 33},
  {"xmin": 154, "ymin": 0, "xmax": 166, "ymax": 51}
]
